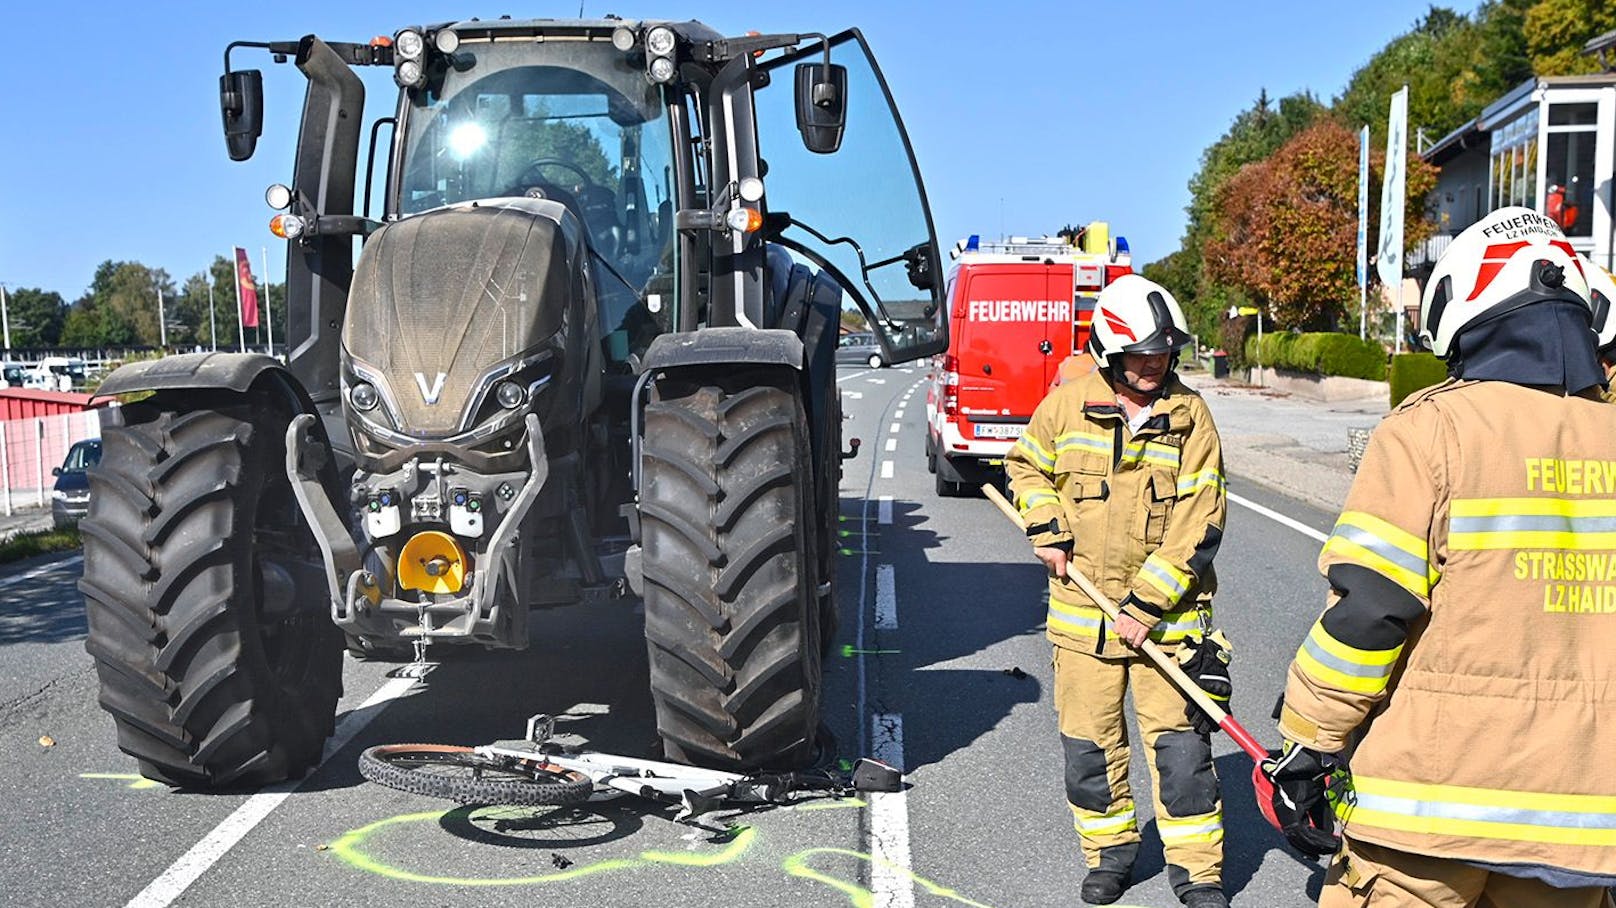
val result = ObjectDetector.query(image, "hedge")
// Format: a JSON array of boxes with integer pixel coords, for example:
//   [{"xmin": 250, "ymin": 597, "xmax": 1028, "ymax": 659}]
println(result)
[
  {"xmin": 1388, "ymin": 352, "xmax": 1449, "ymax": 408},
  {"xmin": 1242, "ymin": 332, "xmax": 1388, "ymax": 381}
]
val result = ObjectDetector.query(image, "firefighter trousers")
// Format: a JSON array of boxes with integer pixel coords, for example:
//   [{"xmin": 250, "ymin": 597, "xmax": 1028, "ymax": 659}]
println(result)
[
  {"xmin": 1053, "ymin": 645, "xmax": 1223, "ymax": 895},
  {"xmin": 1321, "ymin": 837, "xmax": 1616, "ymax": 908}
]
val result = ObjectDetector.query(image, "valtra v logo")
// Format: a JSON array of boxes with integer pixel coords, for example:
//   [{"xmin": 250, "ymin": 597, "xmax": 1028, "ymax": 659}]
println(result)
[{"xmin": 414, "ymin": 372, "xmax": 447, "ymax": 405}]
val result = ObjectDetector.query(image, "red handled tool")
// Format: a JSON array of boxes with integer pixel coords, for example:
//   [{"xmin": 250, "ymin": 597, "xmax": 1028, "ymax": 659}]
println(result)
[{"xmin": 982, "ymin": 483, "xmax": 1281, "ymax": 830}]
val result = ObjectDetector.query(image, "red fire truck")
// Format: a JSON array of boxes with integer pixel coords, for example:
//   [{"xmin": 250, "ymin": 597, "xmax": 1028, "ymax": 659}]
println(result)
[{"xmin": 924, "ymin": 224, "xmax": 1131, "ymax": 496}]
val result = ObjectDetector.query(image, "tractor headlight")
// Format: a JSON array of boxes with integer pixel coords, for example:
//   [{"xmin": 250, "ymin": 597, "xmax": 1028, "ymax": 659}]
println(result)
[
  {"xmin": 495, "ymin": 381, "xmax": 525, "ymax": 410},
  {"xmin": 644, "ymin": 26, "xmax": 676, "ymax": 56},
  {"xmin": 350, "ymin": 382, "xmax": 381, "ymax": 412},
  {"xmin": 395, "ymin": 29, "xmax": 425, "ymax": 60},
  {"xmin": 611, "ymin": 26, "xmax": 636, "ymax": 51},
  {"xmin": 433, "ymin": 29, "xmax": 460, "ymax": 54},
  {"xmin": 647, "ymin": 56, "xmax": 676, "ymax": 83},
  {"xmin": 395, "ymin": 58, "xmax": 424, "ymax": 89}
]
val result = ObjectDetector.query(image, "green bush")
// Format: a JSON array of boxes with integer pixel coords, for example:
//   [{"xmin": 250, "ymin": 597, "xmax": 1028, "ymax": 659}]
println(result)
[
  {"xmin": 1244, "ymin": 331, "xmax": 1387, "ymax": 380},
  {"xmin": 1388, "ymin": 352, "xmax": 1449, "ymax": 408},
  {"xmin": 0, "ymin": 527, "xmax": 80, "ymax": 564}
]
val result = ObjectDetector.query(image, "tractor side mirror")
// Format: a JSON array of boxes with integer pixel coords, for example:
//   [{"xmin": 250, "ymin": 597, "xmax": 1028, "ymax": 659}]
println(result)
[
  {"xmin": 220, "ymin": 69, "xmax": 265, "ymax": 162},
  {"xmin": 794, "ymin": 62, "xmax": 847, "ymax": 154}
]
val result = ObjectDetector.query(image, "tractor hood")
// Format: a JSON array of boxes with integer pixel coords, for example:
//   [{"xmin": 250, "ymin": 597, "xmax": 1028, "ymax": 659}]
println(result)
[{"xmin": 343, "ymin": 198, "xmax": 585, "ymax": 437}]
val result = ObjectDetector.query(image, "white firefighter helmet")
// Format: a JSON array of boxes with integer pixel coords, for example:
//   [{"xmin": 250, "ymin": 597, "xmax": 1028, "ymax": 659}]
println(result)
[
  {"xmin": 1087, "ymin": 274, "xmax": 1192, "ymax": 369},
  {"xmin": 1419, "ymin": 206, "xmax": 1591, "ymax": 359},
  {"xmin": 1584, "ymin": 256, "xmax": 1616, "ymax": 353}
]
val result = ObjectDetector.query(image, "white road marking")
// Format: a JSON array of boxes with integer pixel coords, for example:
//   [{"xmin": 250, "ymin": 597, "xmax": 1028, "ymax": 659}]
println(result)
[
  {"xmin": 875, "ymin": 564, "xmax": 897, "ymax": 629},
  {"xmin": 878, "ymin": 495, "xmax": 893, "ymax": 525},
  {"xmin": 837, "ymin": 369, "xmax": 875, "ymax": 384},
  {"xmin": 868, "ymin": 378, "xmax": 887, "ymax": 385},
  {"xmin": 884, "ymin": 438, "xmax": 897, "ymax": 452},
  {"xmin": 1229, "ymin": 491, "xmax": 1329, "ymax": 544},
  {"xmin": 894, "ymin": 410, "xmax": 905, "ymax": 419},
  {"xmin": 881, "ymin": 460, "xmax": 895, "ymax": 479},
  {"xmin": 125, "ymin": 677, "xmax": 419, "ymax": 908},
  {"xmin": 888, "ymin": 423, "xmax": 900, "ymax": 434},
  {"xmin": 843, "ymin": 391, "xmax": 864, "ymax": 400},
  {"xmin": 869, "ymin": 713, "xmax": 914, "ymax": 908},
  {"xmin": 0, "ymin": 553, "xmax": 82, "ymax": 591}
]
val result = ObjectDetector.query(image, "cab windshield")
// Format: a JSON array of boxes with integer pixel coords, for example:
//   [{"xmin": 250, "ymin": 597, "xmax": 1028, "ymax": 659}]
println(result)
[{"xmin": 397, "ymin": 38, "xmax": 676, "ymax": 334}]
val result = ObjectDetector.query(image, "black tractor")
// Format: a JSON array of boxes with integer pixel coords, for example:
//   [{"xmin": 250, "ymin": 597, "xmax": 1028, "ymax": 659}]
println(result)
[{"xmin": 80, "ymin": 18, "xmax": 946, "ymax": 787}]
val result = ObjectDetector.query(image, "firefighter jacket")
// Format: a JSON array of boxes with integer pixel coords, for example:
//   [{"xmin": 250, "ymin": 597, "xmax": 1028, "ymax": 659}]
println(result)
[
  {"xmin": 1006, "ymin": 367, "xmax": 1226, "ymax": 658},
  {"xmin": 1279, "ymin": 378, "xmax": 1616, "ymax": 876}
]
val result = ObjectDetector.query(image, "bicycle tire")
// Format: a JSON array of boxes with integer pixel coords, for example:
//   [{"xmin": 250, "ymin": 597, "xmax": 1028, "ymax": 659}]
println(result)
[{"xmin": 358, "ymin": 743, "xmax": 593, "ymax": 806}]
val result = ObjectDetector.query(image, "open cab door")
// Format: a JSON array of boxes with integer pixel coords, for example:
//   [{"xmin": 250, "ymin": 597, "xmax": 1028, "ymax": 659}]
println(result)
[{"xmin": 755, "ymin": 30, "xmax": 947, "ymax": 363}]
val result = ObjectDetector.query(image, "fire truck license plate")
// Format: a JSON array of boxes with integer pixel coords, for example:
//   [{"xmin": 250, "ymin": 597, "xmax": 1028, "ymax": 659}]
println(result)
[{"xmin": 974, "ymin": 423, "xmax": 1024, "ymax": 439}]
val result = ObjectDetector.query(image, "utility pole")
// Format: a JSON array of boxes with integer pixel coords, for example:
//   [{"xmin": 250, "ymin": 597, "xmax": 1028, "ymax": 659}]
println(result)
[
  {"xmin": 208, "ymin": 284, "xmax": 218, "ymax": 352},
  {"xmin": 157, "ymin": 286, "xmax": 168, "ymax": 349},
  {"xmin": 1, "ymin": 284, "xmax": 10, "ymax": 353}
]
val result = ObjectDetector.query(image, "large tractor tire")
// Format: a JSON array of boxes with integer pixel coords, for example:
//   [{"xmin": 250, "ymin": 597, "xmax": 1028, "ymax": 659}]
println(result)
[
  {"xmin": 80, "ymin": 392, "xmax": 342, "ymax": 788},
  {"xmin": 640, "ymin": 377, "xmax": 822, "ymax": 769}
]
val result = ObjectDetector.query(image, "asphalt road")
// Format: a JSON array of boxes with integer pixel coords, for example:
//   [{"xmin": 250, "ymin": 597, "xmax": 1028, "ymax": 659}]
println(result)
[{"xmin": 1, "ymin": 364, "xmax": 1341, "ymax": 907}]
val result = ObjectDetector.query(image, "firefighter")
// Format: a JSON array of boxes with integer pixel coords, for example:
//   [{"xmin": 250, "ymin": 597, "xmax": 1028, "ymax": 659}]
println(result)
[
  {"xmin": 1266, "ymin": 207, "xmax": 1616, "ymax": 907},
  {"xmin": 1007, "ymin": 274, "xmax": 1230, "ymax": 908}
]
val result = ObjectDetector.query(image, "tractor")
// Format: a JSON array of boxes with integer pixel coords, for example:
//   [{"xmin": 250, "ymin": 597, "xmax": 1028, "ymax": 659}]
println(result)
[{"xmin": 79, "ymin": 17, "xmax": 946, "ymax": 787}]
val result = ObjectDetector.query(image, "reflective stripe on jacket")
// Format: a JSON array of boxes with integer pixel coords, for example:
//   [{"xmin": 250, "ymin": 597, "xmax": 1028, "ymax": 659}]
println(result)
[
  {"xmin": 1006, "ymin": 368, "xmax": 1226, "ymax": 657},
  {"xmin": 1279, "ymin": 378, "xmax": 1616, "ymax": 875}
]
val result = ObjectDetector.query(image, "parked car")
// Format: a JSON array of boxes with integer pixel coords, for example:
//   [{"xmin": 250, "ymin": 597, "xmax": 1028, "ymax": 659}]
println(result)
[
  {"xmin": 51, "ymin": 439, "xmax": 101, "ymax": 528},
  {"xmin": 836, "ymin": 332, "xmax": 886, "ymax": 368}
]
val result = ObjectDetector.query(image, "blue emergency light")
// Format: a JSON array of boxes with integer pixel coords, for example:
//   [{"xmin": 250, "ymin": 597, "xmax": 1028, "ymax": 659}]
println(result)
[{"xmin": 966, "ymin": 234, "xmax": 980, "ymax": 252}]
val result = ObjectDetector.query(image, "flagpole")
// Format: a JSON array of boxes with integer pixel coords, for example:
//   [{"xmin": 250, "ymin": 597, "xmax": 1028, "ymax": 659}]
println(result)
[
  {"xmin": 208, "ymin": 283, "xmax": 217, "ymax": 351},
  {"xmin": 1, "ymin": 284, "xmax": 10, "ymax": 353},
  {"xmin": 157, "ymin": 286, "xmax": 167, "ymax": 349},
  {"xmin": 261, "ymin": 246, "xmax": 275, "ymax": 361},
  {"xmin": 232, "ymin": 249, "xmax": 246, "ymax": 353}
]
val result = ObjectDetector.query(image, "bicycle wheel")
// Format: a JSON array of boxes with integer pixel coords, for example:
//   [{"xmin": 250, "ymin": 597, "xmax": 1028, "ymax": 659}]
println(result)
[{"xmin": 358, "ymin": 744, "xmax": 593, "ymax": 806}]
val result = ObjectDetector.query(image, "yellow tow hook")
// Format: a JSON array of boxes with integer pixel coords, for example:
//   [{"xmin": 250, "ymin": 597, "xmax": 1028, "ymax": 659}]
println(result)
[{"xmin": 396, "ymin": 531, "xmax": 468, "ymax": 594}]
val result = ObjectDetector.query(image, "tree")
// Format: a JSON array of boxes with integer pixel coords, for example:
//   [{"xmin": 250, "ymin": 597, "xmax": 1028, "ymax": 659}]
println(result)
[
  {"xmin": 1523, "ymin": 0, "xmax": 1616, "ymax": 76},
  {"xmin": 1204, "ymin": 120, "xmax": 1437, "ymax": 331},
  {"xmin": 3, "ymin": 287, "xmax": 67, "ymax": 348}
]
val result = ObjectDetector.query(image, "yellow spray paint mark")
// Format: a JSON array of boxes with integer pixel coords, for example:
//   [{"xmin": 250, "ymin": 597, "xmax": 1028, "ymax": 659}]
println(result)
[
  {"xmin": 792, "ymin": 798, "xmax": 867, "ymax": 811},
  {"xmin": 782, "ymin": 847, "xmax": 996, "ymax": 908},
  {"xmin": 330, "ymin": 809, "xmax": 755, "ymax": 886},
  {"xmin": 80, "ymin": 772, "xmax": 162, "ymax": 790}
]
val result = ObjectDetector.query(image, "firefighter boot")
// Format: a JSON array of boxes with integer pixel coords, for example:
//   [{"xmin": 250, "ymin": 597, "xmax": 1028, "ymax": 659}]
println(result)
[
  {"xmin": 1181, "ymin": 887, "xmax": 1228, "ymax": 908},
  {"xmin": 1080, "ymin": 870, "xmax": 1129, "ymax": 905}
]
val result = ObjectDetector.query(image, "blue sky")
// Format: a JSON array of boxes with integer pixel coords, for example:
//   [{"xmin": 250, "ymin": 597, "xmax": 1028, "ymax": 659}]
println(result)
[{"xmin": 1, "ymin": 0, "xmax": 1474, "ymax": 300}]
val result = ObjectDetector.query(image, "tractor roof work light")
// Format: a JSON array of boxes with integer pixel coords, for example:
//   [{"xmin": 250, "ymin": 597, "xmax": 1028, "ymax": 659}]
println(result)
[
  {"xmin": 611, "ymin": 26, "xmax": 637, "ymax": 51},
  {"xmin": 432, "ymin": 29, "xmax": 459, "ymax": 54},
  {"xmin": 393, "ymin": 28, "xmax": 427, "ymax": 89},
  {"xmin": 644, "ymin": 26, "xmax": 676, "ymax": 56},
  {"xmin": 647, "ymin": 55, "xmax": 676, "ymax": 83}
]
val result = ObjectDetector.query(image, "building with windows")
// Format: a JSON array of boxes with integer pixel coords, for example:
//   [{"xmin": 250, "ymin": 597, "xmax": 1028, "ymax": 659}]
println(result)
[{"xmin": 1416, "ymin": 73, "xmax": 1616, "ymax": 274}]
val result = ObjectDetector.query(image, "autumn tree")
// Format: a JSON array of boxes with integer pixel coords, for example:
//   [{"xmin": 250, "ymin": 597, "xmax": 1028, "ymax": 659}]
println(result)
[{"xmin": 1204, "ymin": 120, "xmax": 1437, "ymax": 331}]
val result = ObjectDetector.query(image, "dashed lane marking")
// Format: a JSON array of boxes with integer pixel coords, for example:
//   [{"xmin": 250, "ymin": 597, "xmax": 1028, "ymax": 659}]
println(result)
[
  {"xmin": 888, "ymin": 423, "xmax": 900, "ymax": 434},
  {"xmin": 869, "ymin": 713, "xmax": 913, "ymax": 908},
  {"xmin": 1228, "ymin": 491, "xmax": 1328, "ymax": 543},
  {"xmin": 878, "ymin": 496, "xmax": 893, "ymax": 525},
  {"xmin": 868, "ymin": 378, "xmax": 887, "ymax": 385},
  {"xmin": 894, "ymin": 410, "xmax": 905, "ymax": 419},
  {"xmin": 881, "ymin": 460, "xmax": 895, "ymax": 479},
  {"xmin": 875, "ymin": 565, "xmax": 897, "ymax": 630},
  {"xmin": 884, "ymin": 439, "xmax": 897, "ymax": 452},
  {"xmin": 843, "ymin": 391, "xmax": 864, "ymax": 400}
]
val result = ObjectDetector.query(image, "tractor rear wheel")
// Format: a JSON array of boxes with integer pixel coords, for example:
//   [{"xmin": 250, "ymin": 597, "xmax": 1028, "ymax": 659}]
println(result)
[
  {"xmin": 80, "ymin": 392, "xmax": 342, "ymax": 787},
  {"xmin": 640, "ymin": 377, "xmax": 822, "ymax": 769}
]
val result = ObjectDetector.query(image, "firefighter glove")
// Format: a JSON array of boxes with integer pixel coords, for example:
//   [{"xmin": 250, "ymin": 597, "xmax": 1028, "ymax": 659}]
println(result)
[
  {"xmin": 1176, "ymin": 629, "xmax": 1232, "ymax": 737},
  {"xmin": 1261, "ymin": 741, "xmax": 1343, "ymax": 858}
]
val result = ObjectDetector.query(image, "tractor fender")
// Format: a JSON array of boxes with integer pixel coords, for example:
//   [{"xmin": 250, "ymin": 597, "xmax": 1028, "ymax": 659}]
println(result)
[
  {"xmin": 94, "ymin": 352, "xmax": 319, "ymax": 416},
  {"xmin": 640, "ymin": 327, "xmax": 803, "ymax": 373}
]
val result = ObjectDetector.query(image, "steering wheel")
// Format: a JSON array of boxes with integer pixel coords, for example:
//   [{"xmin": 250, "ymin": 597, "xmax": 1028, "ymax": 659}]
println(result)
[{"xmin": 513, "ymin": 158, "xmax": 599, "ymax": 195}]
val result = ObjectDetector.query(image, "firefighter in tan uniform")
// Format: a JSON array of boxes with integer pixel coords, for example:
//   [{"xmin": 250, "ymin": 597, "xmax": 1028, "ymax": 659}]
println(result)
[
  {"xmin": 1007, "ymin": 275, "xmax": 1231, "ymax": 908},
  {"xmin": 1266, "ymin": 207, "xmax": 1616, "ymax": 907}
]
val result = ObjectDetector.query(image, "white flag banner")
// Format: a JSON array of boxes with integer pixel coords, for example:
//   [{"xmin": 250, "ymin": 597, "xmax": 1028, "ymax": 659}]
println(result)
[
  {"xmin": 1357, "ymin": 125, "xmax": 1369, "ymax": 291},
  {"xmin": 1376, "ymin": 86, "xmax": 1408, "ymax": 292}
]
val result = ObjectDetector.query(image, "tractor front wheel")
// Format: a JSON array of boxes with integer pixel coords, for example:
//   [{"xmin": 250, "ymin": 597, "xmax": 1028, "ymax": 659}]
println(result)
[
  {"xmin": 640, "ymin": 376, "xmax": 822, "ymax": 769},
  {"xmin": 80, "ymin": 392, "xmax": 342, "ymax": 787}
]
